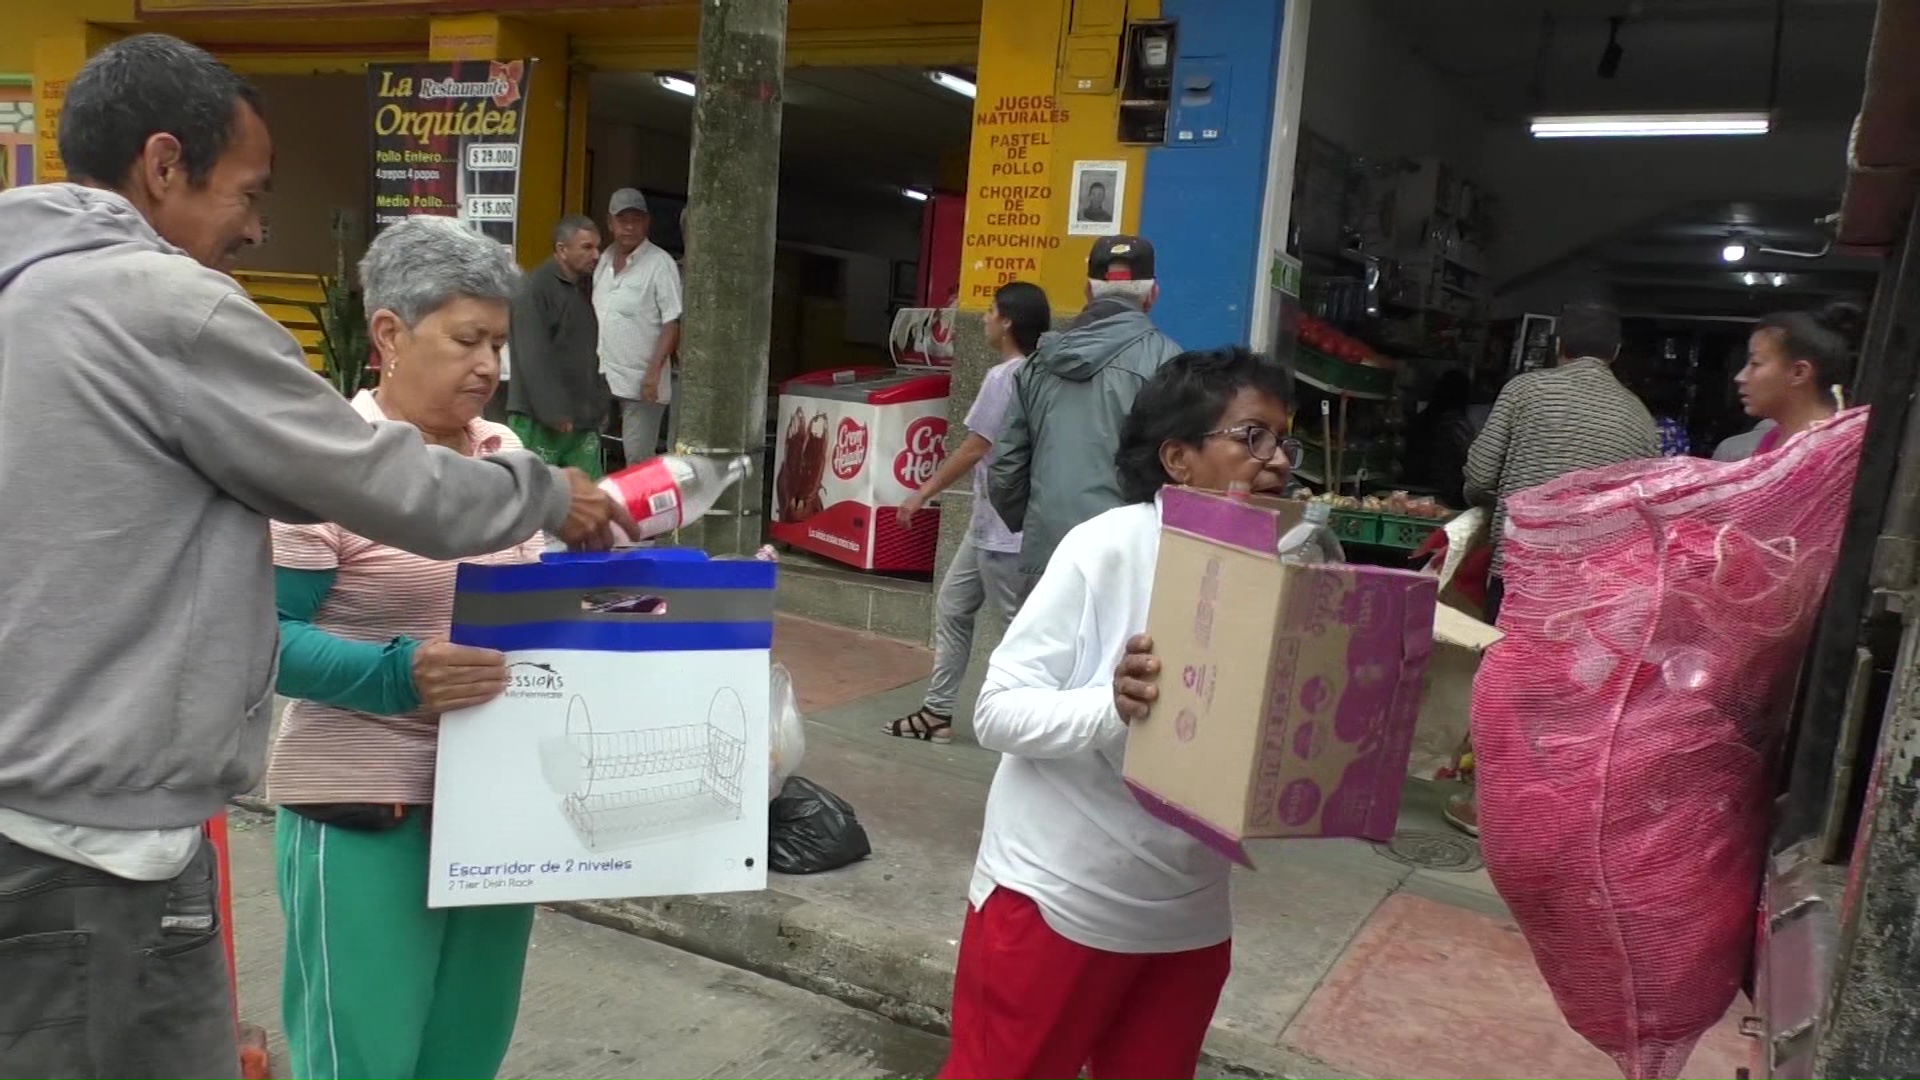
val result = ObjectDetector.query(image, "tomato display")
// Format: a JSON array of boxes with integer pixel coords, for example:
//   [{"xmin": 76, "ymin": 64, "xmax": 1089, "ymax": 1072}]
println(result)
[{"xmin": 1295, "ymin": 315, "xmax": 1385, "ymax": 367}]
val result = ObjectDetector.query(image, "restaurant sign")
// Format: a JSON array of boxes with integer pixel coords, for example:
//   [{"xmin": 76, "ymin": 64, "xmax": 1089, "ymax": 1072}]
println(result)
[{"xmin": 366, "ymin": 59, "xmax": 532, "ymax": 247}]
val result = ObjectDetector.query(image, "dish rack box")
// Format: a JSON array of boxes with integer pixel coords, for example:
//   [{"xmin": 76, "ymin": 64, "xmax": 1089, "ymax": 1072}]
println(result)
[{"xmin": 429, "ymin": 547, "xmax": 777, "ymax": 908}]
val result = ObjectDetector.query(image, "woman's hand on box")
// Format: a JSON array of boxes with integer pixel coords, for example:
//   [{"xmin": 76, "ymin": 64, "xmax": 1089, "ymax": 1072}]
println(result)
[
  {"xmin": 1113, "ymin": 634, "xmax": 1160, "ymax": 724},
  {"xmin": 412, "ymin": 639, "xmax": 510, "ymax": 714}
]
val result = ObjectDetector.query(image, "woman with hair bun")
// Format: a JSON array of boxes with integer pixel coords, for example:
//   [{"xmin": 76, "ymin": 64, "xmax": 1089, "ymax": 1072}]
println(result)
[{"xmin": 1734, "ymin": 301, "xmax": 1863, "ymax": 456}]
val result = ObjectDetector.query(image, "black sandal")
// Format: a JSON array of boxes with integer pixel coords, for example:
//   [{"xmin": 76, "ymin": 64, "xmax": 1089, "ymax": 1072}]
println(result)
[{"xmin": 884, "ymin": 708, "xmax": 953, "ymax": 744}]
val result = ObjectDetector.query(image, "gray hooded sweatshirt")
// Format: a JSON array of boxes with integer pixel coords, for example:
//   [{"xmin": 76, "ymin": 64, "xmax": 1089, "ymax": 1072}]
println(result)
[
  {"xmin": 988, "ymin": 297, "xmax": 1181, "ymax": 575},
  {"xmin": 0, "ymin": 184, "xmax": 572, "ymax": 831}
]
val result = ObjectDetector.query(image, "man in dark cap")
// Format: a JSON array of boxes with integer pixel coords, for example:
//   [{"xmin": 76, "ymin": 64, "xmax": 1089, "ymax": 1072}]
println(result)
[{"xmin": 988, "ymin": 235, "xmax": 1181, "ymax": 584}]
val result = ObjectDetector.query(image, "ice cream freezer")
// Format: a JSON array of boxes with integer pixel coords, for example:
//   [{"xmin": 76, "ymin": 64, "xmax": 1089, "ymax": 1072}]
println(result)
[{"xmin": 771, "ymin": 366, "xmax": 951, "ymax": 573}]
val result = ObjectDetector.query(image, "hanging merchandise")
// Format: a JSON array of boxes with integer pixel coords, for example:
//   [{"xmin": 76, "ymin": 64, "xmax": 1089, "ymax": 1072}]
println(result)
[
  {"xmin": 1471, "ymin": 408, "xmax": 1868, "ymax": 1080},
  {"xmin": 768, "ymin": 776, "xmax": 871, "ymax": 875}
]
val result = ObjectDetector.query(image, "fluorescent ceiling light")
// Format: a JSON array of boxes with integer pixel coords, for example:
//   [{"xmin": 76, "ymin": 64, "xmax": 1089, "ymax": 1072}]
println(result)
[
  {"xmin": 656, "ymin": 75, "xmax": 696, "ymax": 98},
  {"xmin": 927, "ymin": 71, "xmax": 976, "ymax": 99},
  {"xmin": 901, "ymin": 187, "xmax": 930, "ymax": 202},
  {"xmin": 1529, "ymin": 111, "xmax": 1771, "ymax": 139},
  {"xmin": 1722, "ymin": 241, "xmax": 1749, "ymax": 263}
]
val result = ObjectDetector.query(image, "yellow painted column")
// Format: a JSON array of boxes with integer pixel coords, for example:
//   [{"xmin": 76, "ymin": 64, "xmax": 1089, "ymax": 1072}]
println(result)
[
  {"xmin": 428, "ymin": 14, "xmax": 576, "ymax": 269},
  {"xmin": 31, "ymin": 22, "xmax": 122, "ymax": 185},
  {"xmin": 956, "ymin": 0, "xmax": 1151, "ymax": 313}
]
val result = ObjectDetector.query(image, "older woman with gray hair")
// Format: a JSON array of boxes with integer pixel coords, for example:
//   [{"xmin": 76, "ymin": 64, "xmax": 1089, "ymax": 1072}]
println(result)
[{"xmin": 266, "ymin": 215, "xmax": 553, "ymax": 1080}]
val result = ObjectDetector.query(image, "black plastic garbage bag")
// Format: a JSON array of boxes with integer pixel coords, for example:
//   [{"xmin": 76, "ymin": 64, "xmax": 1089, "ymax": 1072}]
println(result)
[{"xmin": 768, "ymin": 776, "xmax": 871, "ymax": 875}]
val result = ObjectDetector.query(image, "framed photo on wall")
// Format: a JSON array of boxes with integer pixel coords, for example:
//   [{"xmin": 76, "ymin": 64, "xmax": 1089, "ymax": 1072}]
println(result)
[{"xmin": 1068, "ymin": 159, "xmax": 1126, "ymax": 237}]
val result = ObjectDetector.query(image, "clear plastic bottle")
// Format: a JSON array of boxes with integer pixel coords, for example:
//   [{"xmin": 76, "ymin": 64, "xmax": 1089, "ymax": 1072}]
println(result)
[
  {"xmin": 1277, "ymin": 500, "xmax": 1346, "ymax": 564},
  {"xmin": 599, "ymin": 454, "xmax": 753, "ymax": 544}
]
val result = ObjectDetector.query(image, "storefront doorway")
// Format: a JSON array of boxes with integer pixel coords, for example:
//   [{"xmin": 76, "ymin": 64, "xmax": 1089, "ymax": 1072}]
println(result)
[
  {"xmin": 1279, "ymin": 0, "xmax": 1881, "ymax": 501},
  {"xmin": 585, "ymin": 65, "xmax": 974, "ymax": 390}
]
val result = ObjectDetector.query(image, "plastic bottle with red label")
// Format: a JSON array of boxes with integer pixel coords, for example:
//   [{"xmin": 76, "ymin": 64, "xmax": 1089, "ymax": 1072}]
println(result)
[
  {"xmin": 596, "ymin": 453, "xmax": 753, "ymax": 544},
  {"xmin": 1278, "ymin": 500, "xmax": 1345, "ymax": 565}
]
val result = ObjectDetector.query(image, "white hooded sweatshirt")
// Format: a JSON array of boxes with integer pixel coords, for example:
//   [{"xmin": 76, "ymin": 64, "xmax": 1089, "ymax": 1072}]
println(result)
[{"xmin": 967, "ymin": 499, "xmax": 1233, "ymax": 955}]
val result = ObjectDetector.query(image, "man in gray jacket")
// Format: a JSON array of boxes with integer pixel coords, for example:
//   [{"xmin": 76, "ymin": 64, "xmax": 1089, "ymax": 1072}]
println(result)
[
  {"xmin": 0, "ymin": 34, "xmax": 629, "ymax": 1078},
  {"xmin": 989, "ymin": 235, "xmax": 1182, "ymax": 579}
]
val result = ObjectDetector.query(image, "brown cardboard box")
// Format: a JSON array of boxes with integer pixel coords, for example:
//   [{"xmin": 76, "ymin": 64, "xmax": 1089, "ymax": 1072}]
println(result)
[{"xmin": 1124, "ymin": 487, "xmax": 1439, "ymax": 865}]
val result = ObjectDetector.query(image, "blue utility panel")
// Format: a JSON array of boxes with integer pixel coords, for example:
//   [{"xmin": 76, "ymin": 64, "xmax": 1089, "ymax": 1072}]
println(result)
[{"xmin": 1137, "ymin": 0, "xmax": 1287, "ymax": 352}]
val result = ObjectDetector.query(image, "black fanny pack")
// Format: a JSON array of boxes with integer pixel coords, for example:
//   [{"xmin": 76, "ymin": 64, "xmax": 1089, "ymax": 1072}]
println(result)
[{"xmin": 283, "ymin": 803, "xmax": 420, "ymax": 832}]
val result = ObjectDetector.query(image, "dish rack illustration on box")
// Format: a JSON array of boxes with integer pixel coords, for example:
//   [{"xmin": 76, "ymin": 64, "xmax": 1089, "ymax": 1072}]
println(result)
[{"xmin": 539, "ymin": 690, "xmax": 747, "ymax": 852}]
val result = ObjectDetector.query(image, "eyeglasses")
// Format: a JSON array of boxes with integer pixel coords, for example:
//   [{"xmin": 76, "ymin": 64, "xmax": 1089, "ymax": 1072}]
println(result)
[{"xmin": 1206, "ymin": 425, "xmax": 1303, "ymax": 467}]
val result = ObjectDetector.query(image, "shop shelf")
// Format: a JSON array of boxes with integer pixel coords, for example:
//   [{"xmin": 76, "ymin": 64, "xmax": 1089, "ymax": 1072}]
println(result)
[
  {"xmin": 1297, "ymin": 436, "xmax": 1395, "ymax": 475},
  {"xmin": 1290, "ymin": 346, "xmax": 1396, "ymax": 400}
]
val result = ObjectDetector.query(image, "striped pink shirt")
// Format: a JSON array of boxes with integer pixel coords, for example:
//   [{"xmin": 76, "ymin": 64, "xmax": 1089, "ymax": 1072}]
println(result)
[{"xmin": 265, "ymin": 390, "xmax": 545, "ymax": 805}]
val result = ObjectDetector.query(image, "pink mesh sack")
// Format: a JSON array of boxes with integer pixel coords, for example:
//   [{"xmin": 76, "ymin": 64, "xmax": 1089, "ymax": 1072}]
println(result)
[{"xmin": 1471, "ymin": 408, "xmax": 1868, "ymax": 1079}]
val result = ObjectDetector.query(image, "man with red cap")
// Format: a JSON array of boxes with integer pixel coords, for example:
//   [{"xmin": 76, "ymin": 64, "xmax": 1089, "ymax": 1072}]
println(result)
[{"xmin": 988, "ymin": 235, "xmax": 1180, "ymax": 588}]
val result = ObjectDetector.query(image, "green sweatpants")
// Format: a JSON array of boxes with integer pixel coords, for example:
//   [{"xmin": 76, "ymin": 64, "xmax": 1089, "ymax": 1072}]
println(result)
[
  {"xmin": 276, "ymin": 808, "xmax": 535, "ymax": 1080},
  {"xmin": 507, "ymin": 412, "xmax": 604, "ymax": 479}
]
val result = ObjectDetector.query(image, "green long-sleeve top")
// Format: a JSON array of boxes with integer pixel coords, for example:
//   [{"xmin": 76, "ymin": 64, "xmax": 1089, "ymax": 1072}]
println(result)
[{"xmin": 274, "ymin": 566, "xmax": 422, "ymax": 715}]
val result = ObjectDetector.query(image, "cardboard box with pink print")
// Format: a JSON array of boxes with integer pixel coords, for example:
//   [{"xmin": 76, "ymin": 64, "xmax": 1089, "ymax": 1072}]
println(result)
[{"xmin": 1123, "ymin": 487, "xmax": 1437, "ymax": 865}]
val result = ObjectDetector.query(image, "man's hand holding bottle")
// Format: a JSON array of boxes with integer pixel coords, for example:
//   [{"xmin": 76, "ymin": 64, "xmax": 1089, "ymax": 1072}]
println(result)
[{"xmin": 555, "ymin": 467, "xmax": 639, "ymax": 550}]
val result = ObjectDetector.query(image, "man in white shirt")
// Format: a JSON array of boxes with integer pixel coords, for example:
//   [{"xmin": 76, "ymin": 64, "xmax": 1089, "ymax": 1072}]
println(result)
[{"xmin": 594, "ymin": 188, "xmax": 683, "ymax": 465}]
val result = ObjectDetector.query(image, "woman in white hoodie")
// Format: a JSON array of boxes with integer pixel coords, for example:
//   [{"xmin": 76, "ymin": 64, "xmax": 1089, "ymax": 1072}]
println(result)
[{"xmin": 940, "ymin": 347, "xmax": 1299, "ymax": 1080}]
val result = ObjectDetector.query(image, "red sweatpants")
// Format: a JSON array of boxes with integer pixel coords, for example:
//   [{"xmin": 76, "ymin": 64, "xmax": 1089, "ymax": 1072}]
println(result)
[{"xmin": 938, "ymin": 888, "xmax": 1231, "ymax": 1080}]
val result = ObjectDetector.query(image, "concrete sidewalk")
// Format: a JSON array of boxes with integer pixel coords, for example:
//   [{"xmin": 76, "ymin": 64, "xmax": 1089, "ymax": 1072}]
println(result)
[
  {"xmin": 221, "ymin": 813, "xmax": 948, "ymax": 1079},
  {"xmin": 244, "ymin": 614, "xmax": 1756, "ymax": 1078},
  {"xmin": 691, "ymin": 616, "xmax": 1755, "ymax": 1079}
]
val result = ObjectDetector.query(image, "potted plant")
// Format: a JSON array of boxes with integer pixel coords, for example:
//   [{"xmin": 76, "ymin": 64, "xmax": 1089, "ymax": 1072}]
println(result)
[{"xmin": 309, "ymin": 273, "xmax": 371, "ymax": 398}]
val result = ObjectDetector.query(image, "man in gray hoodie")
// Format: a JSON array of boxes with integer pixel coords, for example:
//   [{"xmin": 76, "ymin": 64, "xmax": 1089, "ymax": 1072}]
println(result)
[
  {"xmin": 0, "ymin": 34, "xmax": 630, "ymax": 1078},
  {"xmin": 989, "ymin": 235, "xmax": 1182, "ymax": 579}
]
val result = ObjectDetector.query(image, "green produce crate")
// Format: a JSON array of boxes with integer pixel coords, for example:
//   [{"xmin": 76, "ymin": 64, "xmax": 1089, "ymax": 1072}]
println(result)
[
  {"xmin": 1291, "ymin": 346, "xmax": 1396, "ymax": 399},
  {"xmin": 1377, "ymin": 513, "xmax": 1447, "ymax": 550},
  {"xmin": 1328, "ymin": 509, "xmax": 1380, "ymax": 546}
]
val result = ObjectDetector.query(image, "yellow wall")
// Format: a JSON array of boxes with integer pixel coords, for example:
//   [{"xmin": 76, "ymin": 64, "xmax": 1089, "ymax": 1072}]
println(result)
[
  {"xmin": 2, "ymin": 2, "xmax": 130, "ymax": 75},
  {"xmin": 569, "ymin": 1, "xmax": 979, "ymax": 70},
  {"xmin": 7, "ymin": 0, "xmax": 979, "ymax": 75},
  {"xmin": 956, "ymin": 0, "xmax": 1152, "ymax": 313}
]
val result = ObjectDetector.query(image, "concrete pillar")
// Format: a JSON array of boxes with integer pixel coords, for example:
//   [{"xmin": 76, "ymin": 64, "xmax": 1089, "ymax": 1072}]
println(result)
[
  {"xmin": 676, "ymin": 0, "xmax": 788, "ymax": 556},
  {"xmin": 427, "ymin": 14, "xmax": 575, "ymax": 270},
  {"xmin": 31, "ymin": 22, "xmax": 122, "ymax": 185}
]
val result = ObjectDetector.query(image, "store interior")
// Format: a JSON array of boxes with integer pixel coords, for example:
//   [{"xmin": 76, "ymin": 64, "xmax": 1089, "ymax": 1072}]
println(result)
[
  {"xmin": 1287, "ymin": 0, "xmax": 1881, "ymax": 515},
  {"xmin": 585, "ymin": 64, "xmax": 974, "ymax": 387}
]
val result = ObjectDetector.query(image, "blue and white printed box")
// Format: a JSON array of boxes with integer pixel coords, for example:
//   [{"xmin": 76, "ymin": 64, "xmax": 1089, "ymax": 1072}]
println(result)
[{"xmin": 428, "ymin": 549, "xmax": 775, "ymax": 908}]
